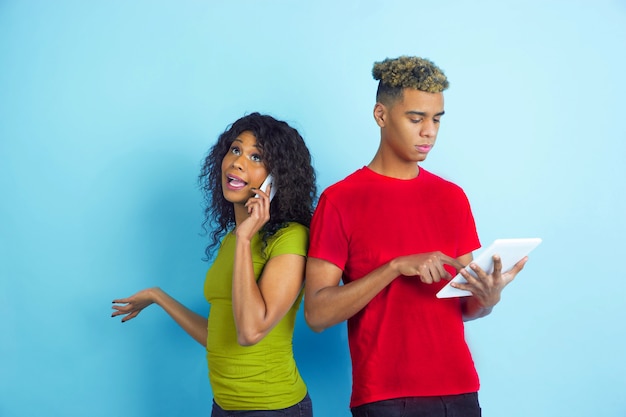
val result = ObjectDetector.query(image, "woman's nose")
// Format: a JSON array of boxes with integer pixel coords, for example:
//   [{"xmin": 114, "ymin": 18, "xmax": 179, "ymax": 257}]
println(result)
[{"xmin": 232, "ymin": 155, "xmax": 246, "ymax": 170}]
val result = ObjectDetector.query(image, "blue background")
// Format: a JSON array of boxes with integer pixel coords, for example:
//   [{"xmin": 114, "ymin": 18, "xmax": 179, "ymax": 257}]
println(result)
[{"xmin": 1, "ymin": 1, "xmax": 625, "ymax": 416}]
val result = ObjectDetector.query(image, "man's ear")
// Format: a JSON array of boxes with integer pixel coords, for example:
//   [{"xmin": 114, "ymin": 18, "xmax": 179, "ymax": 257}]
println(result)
[{"xmin": 373, "ymin": 103, "xmax": 386, "ymax": 127}]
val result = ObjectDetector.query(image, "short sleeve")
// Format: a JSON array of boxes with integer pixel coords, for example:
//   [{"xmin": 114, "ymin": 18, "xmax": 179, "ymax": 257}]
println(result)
[
  {"xmin": 307, "ymin": 192, "xmax": 349, "ymax": 270},
  {"xmin": 455, "ymin": 189, "xmax": 480, "ymax": 256},
  {"xmin": 266, "ymin": 222, "xmax": 309, "ymax": 258}
]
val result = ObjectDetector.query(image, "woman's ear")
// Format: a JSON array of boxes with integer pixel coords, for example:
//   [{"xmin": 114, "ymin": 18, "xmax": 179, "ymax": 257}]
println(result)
[{"xmin": 373, "ymin": 103, "xmax": 386, "ymax": 127}]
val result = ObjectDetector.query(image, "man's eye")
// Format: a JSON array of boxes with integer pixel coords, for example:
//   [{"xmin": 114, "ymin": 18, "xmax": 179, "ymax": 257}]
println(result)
[
  {"xmin": 434, "ymin": 118, "xmax": 441, "ymax": 124},
  {"xmin": 410, "ymin": 119, "xmax": 422, "ymax": 124}
]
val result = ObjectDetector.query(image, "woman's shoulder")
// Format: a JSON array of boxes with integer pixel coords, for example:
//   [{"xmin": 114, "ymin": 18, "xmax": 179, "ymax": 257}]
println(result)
[
  {"xmin": 265, "ymin": 222, "xmax": 309, "ymax": 257},
  {"xmin": 273, "ymin": 222, "xmax": 309, "ymax": 240}
]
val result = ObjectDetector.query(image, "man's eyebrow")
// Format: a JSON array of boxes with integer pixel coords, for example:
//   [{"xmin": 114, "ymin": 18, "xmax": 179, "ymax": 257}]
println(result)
[{"xmin": 405, "ymin": 110, "xmax": 445, "ymax": 117}]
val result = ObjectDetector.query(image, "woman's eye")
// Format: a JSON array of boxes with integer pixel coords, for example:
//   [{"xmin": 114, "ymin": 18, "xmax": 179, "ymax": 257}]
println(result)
[
  {"xmin": 251, "ymin": 154, "xmax": 263, "ymax": 162},
  {"xmin": 230, "ymin": 146, "xmax": 241, "ymax": 155}
]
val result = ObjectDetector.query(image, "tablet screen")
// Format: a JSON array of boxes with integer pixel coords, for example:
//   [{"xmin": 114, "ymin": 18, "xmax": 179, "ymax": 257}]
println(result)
[{"xmin": 436, "ymin": 238, "xmax": 542, "ymax": 298}]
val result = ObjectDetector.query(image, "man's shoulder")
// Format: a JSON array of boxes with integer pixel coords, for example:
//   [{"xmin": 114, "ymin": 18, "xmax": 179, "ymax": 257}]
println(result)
[
  {"xmin": 322, "ymin": 167, "xmax": 369, "ymax": 195},
  {"xmin": 420, "ymin": 168, "xmax": 466, "ymax": 194}
]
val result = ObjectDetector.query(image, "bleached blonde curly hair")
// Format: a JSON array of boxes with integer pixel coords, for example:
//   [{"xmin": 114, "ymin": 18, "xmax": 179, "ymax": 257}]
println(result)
[{"xmin": 373, "ymin": 56, "xmax": 449, "ymax": 105}]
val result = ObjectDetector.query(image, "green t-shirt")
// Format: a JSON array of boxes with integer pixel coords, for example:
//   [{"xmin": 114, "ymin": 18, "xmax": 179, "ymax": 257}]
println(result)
[{"xmin": 204, "ymin": 222, "xmax": 308, "ymax": 410}]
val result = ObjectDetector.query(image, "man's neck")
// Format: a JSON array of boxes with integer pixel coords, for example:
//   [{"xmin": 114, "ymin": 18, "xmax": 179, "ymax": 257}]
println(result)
[{"xmin": 368, "ymin": 152, "xmax": 420, "ymax": 180}]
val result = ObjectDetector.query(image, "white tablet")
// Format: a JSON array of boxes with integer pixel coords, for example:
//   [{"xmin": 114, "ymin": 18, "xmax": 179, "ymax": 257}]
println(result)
[{"xmin": 436, "ymin": 238, "xmax": 542, "ymax": 298}]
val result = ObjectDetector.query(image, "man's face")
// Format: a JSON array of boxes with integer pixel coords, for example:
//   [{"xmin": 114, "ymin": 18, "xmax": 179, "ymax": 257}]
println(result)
[{"xmin": 376, "ymin": 88, "xmax": 445, "ymax": 164}]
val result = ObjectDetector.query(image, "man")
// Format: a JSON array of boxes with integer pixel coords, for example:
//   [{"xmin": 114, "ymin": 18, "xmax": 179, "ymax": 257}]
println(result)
[{"xmin": 304, "ymin": 56, "xmax": 527, "ymax": 416}]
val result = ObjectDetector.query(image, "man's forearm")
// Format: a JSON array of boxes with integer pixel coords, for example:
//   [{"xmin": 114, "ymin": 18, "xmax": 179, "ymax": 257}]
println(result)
[{"xmin": 305, "ymin": 261, "xmax": 399, "ymax": 332}]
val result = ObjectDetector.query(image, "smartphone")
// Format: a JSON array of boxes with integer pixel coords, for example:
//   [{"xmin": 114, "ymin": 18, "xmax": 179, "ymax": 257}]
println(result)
[{"xmin": 255, "ymin": 174, "xmax": 276, "ymax": 202}]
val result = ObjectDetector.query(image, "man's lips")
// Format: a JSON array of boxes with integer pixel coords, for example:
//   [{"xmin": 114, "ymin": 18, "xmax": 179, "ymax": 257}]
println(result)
[{"xmin": 416, "ymin": 144, "xmax": 433, "ymax": 153}]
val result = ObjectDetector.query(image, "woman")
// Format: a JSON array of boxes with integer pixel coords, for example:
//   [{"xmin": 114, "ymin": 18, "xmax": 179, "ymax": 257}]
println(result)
[{"xmin": 112, "ymin": 112, "xmax": 316, "ymax": 416}]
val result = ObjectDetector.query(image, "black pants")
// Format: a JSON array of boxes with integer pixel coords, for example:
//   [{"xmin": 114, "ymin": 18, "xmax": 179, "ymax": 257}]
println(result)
[
  {"xmin": 351, "ymin": 393, "xmax": 481, "ymax": 417},
  {"xmin": 211, "ymin": 392, "xmax": 313, "ymax": 417}
]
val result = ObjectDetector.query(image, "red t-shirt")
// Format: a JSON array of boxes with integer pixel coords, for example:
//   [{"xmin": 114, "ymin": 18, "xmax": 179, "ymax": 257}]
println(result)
[{"xmin": 308, "ymin": 167, "xmax": 482, "ymax": 407}]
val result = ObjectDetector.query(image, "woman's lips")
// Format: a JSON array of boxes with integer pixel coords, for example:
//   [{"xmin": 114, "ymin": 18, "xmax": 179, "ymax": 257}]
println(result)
[{"xmin": 225, "ymin": 174, "xmax": 247, "ymax": 190}]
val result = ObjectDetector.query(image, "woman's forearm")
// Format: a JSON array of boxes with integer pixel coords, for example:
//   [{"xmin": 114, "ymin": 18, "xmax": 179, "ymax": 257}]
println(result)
[
  {"xmin": 231, "ymin": 238, "xmax": 270, "ymax": 345},
  {"xmin": 151, "ymin": 288, "xmax": 208, "ymax": 347}
]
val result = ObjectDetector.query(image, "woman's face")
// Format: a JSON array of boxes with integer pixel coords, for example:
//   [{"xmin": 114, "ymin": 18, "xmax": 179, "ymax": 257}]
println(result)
[{"xmin": 220, "ymin": 130, "xmax": 269, "ymax": 205}]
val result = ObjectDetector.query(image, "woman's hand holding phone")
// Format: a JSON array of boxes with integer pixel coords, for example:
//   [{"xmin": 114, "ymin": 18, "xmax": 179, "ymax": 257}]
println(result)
[{"xmin": 237, "ymin": 175, "xmax": 275, "ymax": 241}]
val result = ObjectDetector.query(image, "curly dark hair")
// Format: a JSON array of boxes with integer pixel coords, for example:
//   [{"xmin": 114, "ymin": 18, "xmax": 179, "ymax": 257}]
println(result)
[
  {"xmin": 199, "ymin": 112, "xmax": 317, "ymax": 259},
  {"xmin": 373, "ymin": 56, "xmax": 449, "ymax": 106}
]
